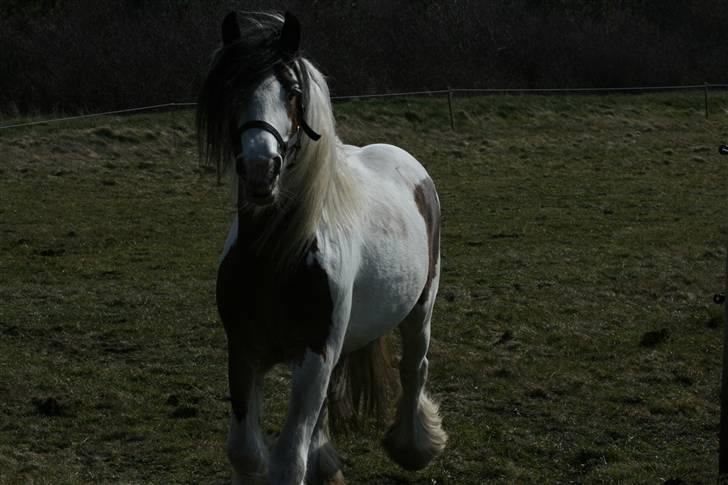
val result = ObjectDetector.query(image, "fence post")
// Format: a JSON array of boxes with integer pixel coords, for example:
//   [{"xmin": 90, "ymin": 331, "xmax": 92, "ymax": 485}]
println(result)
[
  {"xmin": 721, "ymin": 249, "xmax": 728, "ymax": 476},
  {"xmin": 448, "ymin": 89, "xmax": 455, "ymax": 130},
  {"xmin": 169, "ymin": 108, "xmax": 176, "ymax": 153},
  {"xmin": 705, "ymin": 82, "xmax": 710, "ymax": 119}
]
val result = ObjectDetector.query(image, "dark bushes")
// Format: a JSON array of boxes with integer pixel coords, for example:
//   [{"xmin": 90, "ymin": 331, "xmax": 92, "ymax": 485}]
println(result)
[
  {"xmin": 1, "ymin": 0, "xmax": 726, "ymax": 114},
  {"xmin": 0, "ymin": 0, "xmax": 223, "ymax": 113}
]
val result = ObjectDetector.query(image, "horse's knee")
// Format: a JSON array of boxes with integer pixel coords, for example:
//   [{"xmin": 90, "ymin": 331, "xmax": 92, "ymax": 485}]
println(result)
[
  {"xmin": 268, "ymin": 458, "xmax": 306, "ymax": 485},
  {"xmin": 227, "ymin": 418, "xmax": 268, "ymax": 480},
  {"xmin": 227, "ymin": 445, "xmax": 266, "ymax": 474}
]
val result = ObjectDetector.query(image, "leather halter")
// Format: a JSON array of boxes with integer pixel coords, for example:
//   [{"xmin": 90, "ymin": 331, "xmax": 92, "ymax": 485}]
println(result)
[
  {"xmin": 234, "ymin": 61, "xmax": 321, "ymax": 176},
  {"xmin": 238, "ymin": 119, "xmax": 288, "ymax": 157}
]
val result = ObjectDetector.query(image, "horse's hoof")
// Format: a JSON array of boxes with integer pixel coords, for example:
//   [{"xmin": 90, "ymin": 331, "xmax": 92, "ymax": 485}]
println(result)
[
  {"xmin": 308, "ymin": 441, "xmax": 345, "ymax": 485},
  {"xmin": 383, "ymin": 393, "xmax": 447, "ymax": 471}
]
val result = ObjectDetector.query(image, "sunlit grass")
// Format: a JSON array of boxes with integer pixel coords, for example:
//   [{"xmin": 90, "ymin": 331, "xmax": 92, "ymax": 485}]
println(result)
[{"xmin": 0, "ymin": 91, "xmax": 726, "ymax": 483}]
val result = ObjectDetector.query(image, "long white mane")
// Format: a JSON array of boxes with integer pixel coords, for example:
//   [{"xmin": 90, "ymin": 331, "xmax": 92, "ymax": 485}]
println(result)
[
  {"xmin": 277, "ymin": 59, "xmax": 359, "ymax": 261},
  {"xmin": 236, "ymin": 58, "xmax": 360, "ymax": 266}
]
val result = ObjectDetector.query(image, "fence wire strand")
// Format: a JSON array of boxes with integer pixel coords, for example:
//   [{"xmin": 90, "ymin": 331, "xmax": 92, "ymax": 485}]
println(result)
[
  {"xmin": 0, "ymin": 102, "xmax": 196, "ymax": 130},
  {"xmin": 2, "ymin": 84, "xmax": 727, "ymax": 131}
]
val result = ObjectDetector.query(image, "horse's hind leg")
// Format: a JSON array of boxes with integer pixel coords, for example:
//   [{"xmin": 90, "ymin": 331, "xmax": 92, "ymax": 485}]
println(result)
[
  {"xmin": 306, "ymin": 401, "xmax": 345, "ymax": 485},
  {"xmin": 383, "ymin": 297, "xmax": 447, "ymax": 471}
]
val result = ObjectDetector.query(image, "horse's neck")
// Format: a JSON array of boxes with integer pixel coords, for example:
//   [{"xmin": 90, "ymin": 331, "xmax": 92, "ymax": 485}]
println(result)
[
  {"xmin": 237, "ymin": 205, "xmax": 290, "ymax": 237},
  {"xmin": 236, "ymin": 203, "xmax": 313, "ymax": 259}
]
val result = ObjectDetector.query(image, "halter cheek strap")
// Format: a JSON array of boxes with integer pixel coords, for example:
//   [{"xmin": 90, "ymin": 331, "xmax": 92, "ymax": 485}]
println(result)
[
  {"xmin": 298, "ymin": 102, "xmax": 320, "ymax": 141},
  {"xmin": 290, "ymin": 61, "xmax": 321, "ymax": 141}
]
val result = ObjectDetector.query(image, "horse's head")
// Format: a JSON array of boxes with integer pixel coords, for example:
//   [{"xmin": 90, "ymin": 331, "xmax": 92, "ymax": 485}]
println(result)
[{"xmin": 205, "ymin": 11, "xmax": 321, "ymax": 207}]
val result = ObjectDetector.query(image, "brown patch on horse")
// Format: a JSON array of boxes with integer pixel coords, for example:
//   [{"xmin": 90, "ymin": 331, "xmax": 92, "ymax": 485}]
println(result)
[{"xmin": 413, "ymin": 179, "xmax": 440, "ymax": 305}]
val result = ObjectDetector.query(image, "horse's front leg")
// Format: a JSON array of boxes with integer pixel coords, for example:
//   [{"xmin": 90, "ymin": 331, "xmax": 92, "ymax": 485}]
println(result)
[
  {"xmin": 269, "ymin": 347, "xmax": 340, "ymax": 485},
  {"xmin": 226, "ymin": 338, "xmax": 268, "ymax": 485}
]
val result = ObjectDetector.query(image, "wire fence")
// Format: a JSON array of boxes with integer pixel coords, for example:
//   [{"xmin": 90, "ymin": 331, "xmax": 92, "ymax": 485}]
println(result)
[{"xmin": 2, "ymin": 83, "xmax": 728, "ymax": 131}]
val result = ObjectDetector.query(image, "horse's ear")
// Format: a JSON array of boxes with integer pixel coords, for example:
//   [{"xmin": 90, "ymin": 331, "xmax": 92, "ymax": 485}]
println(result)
[
  {"xmin": 279, "ymin": 12, "xmax": 301, "ymax": 59},
  {"xmin": 222, "ymin": 11, "xmax": 241, "ymax": 46}
]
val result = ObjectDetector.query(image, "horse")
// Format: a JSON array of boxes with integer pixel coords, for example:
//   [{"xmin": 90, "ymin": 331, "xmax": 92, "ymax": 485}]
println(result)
[{"xmin": 196, "ymin": 11, "xmax": 447, "ymax": 484}]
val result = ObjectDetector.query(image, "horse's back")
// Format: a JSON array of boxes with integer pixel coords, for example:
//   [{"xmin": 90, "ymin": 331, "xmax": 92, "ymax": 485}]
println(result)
[
  {"xmin": 341, "ymin": 143, "xmax": 440, "ymax": 353},
  {"xmin": 344, "ymin": 143, "xmax": 431, "ymax": 183}
]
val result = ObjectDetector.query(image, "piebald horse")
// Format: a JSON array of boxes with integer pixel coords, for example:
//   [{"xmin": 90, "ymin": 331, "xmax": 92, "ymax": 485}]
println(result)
[{"xmin": 197, "ymin": 11, "xmax": 447, "ymax": 484}]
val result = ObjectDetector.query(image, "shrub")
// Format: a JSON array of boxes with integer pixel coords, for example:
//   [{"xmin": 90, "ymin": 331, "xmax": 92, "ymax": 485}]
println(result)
[{"xmin": 0, "ymin": 0, "xmax": 725, "ymax": 114}]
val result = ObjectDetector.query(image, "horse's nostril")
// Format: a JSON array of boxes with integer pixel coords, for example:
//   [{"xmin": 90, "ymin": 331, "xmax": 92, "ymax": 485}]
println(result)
[{"xmin": 272, "ymin": 155, "xmax": 282, "ymax": 176}]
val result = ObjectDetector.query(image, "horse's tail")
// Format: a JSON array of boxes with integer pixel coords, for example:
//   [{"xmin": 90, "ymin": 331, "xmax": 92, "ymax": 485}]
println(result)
[{"xmin": 328, "ymin": 335, "xmax": 399, "ymax": 433}]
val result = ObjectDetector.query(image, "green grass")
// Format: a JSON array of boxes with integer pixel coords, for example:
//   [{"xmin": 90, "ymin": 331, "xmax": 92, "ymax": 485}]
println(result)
[{"xmin": 0, "ymin": 92, "xmax": 726, "ymax": 483}]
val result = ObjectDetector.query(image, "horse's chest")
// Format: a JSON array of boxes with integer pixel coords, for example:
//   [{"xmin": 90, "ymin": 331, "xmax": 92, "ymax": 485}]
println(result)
[{"xmin": 216, "ymin": 243, "xmax": 333, "ymax": 365}]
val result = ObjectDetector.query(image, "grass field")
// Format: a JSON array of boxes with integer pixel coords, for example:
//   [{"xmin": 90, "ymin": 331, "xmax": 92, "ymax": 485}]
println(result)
[{"xmin": 1, "ymin": 92, "xmax": 726, "ymax": 484}]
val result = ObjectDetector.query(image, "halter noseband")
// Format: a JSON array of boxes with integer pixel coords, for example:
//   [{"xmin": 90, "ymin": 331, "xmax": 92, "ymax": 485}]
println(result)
[
  {"xmin": 238, "ymin": 119, "xmax": 288, "ymax": 157},
  {"xmin": 235, "ymin": 61, "xmax": 321, "ymax": 176}
]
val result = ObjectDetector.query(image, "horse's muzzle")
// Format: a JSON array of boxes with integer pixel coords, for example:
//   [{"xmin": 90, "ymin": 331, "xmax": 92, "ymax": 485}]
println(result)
[{"xmin": 236, "ymin": 155, "xmax": 282, "ymax": 205}]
